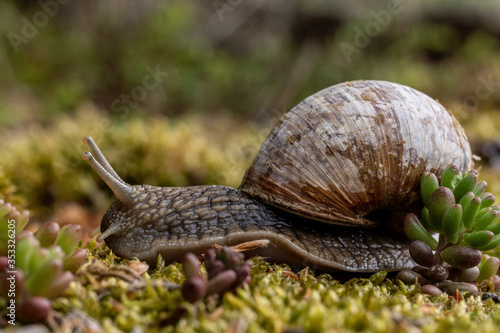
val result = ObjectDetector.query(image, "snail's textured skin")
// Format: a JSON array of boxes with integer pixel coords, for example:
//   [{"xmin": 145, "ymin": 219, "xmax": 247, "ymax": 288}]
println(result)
[
  {"xmin": 102, "ymin": 185, "xmax": 413, "ymax": 272},
  {"xmin": 83, "ymin": 80, "xmax": 474, "ymax": 273},
  {"xmin": 241, "ymin": 80, "xmax": 472, "ymax": 226}
]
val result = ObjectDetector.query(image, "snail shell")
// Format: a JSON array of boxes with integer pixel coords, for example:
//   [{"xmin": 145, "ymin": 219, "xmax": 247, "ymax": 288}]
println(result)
[
  {"xmin": 241, "ymin": 80, "xmax": 472, "ymax": 226},
  {"xmin": 82, "ymin": 80, "xmax": 472, "ymax": 273}
]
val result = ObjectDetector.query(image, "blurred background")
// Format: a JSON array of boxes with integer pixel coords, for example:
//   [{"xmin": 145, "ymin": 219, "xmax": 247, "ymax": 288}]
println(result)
[{"xmin": 1, "ymin": 0, "xmax": 500, "ymax": 233}]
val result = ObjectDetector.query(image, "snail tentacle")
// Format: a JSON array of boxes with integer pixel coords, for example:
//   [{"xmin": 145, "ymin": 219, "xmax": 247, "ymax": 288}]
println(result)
[
  {"xmin": 82, "ymin": 151, "xmax": 135, "ymax": 207},
  {"xmin": 83, "ymin": 136, "xmax": 125, "ymax": 184}
]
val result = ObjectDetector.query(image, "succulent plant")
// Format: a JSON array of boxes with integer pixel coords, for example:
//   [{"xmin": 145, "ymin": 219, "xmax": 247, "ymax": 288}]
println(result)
[
  {"xmin": 181, "ymin": 246, "xmax": 252, "ymax": 303},
  {"xmin": 397, "ymin": 165, "xmax": 500, "ymax": 296},
  {"xmin": 0, "ymin": 200, "xmax": 87, "ymax": 323}
]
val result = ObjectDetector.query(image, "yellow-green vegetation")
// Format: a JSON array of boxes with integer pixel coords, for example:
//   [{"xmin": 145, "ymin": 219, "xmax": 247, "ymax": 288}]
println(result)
[
  {"xmin": 43, "ymin": 245, "xmax": 500, "ymax": 332},
  {"xmin": 0, "ymin": 106, "xmax": 267, "ymax": 219}
]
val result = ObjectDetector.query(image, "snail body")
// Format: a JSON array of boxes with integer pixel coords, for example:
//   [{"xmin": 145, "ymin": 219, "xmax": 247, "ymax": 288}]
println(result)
[{"xmin": 83, "ymin": 80, "xmax": 472, "ymax": 272}]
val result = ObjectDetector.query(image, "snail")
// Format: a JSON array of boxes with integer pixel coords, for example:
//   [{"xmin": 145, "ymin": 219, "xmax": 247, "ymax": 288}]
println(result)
[{"xmin": 82, "ymin": 80, "xmax": 472, "ymax": 272}]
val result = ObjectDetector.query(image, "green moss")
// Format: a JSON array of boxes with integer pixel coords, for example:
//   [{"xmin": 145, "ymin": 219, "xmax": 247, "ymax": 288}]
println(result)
[
  {"xmin": 41, "ymin": 244, "xmax": 500, "ymax": 332},
  {"xmin": 0, "ymin": 107, "xmax": 264, "ymax": 219}
]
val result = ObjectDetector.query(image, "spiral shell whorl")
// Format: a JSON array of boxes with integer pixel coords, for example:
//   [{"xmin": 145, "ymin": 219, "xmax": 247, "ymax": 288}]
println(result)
[{"xmin": 240, "ymin": 80, "xmax": 472, "ymax": 227}]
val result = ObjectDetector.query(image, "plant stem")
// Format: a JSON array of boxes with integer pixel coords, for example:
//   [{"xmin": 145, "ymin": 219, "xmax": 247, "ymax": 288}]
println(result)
[{"xmin": 434, "ymin": 233, "xmax": 448, "ymax": 265}]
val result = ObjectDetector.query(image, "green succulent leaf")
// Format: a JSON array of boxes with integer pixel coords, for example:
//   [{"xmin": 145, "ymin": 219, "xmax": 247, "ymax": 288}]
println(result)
[
  {"xmin": 409, "ymin": 240, "xmax": 435, "ymax": 267},
  {"xmin": 42, "ymin": 271, "xmax": 74, "ymax": 299},
  {"xmin": 473, "ymin": 181, "xmax": 487, "ymax": 196},
  {"xmin": 421, "ymin": 172, "xmax": 439, "ymax": 207},
  {"xmin": 452, "ymin": 170, "xmax": 478, "ymax": 203},
  {"xmin": 15, "ymin": 237, "xmax": 39, "ymax": 273},
  {"xmin": 440, "ymin": 245, "xmax": 482, "ymax": 269},
  {"xmin": 458, "ymin": 192, "xmax": 475, "ymax": 208},
  {"xmin": 463, "ymin": 197, "xmax": 481, "ymax": 231},
  {"xmin": 62, "ymin": 248, "xmax": 88, "ymax": 272},
  {"xmin": 447, "ymin": 266, "xmax": 480, "ymax": 283},
  {"xmin": 396, "ymin": 269, "xmax": 429, "ymax": 285},
  {"xmin": 420, "ymin": 207, "xmax": 432, "ymax": 230},
  {"xmin": 442, "ymin": 204, "xmax": 463, "ymax": 244},
  {"xmin": 474, "ymin": 208, "xmax": 500, "ymax": 230},
  {"xmin": 463, "ymin": 230, "xmax": 495, "ymax": 248},
  {"xmin": 435, "ymin": 281, "xmax": 478, "ymax": 297},
  {"xmin": 485, "ymin": 220, "xmax": 500, "ymax": 234},
  {"xmin": 440, "ymin": 164, "xmax": 461, "ymax": 190},
  {"xmin": 479, "ymin": 193, "xmax": 495, "ymax": 209},
  {"xmin": 428, "ymin": 187, "xmax": 456, "ymax": 232},
  {"xmin": 477, "ymin": 256, "xmax": 500, "ymax": 283},
  {"xmin": 25, "ymin": 258, "xmax": 62, "ymax": 297},
  {"xmin": 478, "ymin": 234, "xmax": 500, "ymax": 251},
  {"xmin": 56, "ymin": 224, "xmax": 82, "ymax": 256},
  {"xmin": 404, "ymin": 213, "xmax": 438, "ymax": 250},
  {"xmin": 35, "ymin": 222, "xmax": 60, "ymax": 248}
]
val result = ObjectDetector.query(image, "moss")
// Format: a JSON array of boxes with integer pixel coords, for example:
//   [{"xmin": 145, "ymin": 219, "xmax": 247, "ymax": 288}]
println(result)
[
  {"xmin": 0, "ymin": 106, "xmax": 265, "ymax": 220},
  {"xmin": 36, "ymin": 244, "xmax": 499, "ymax": 332},
  {"xmin": 0, "ymin": 168, "xmax": 25, "ymax": 210}
]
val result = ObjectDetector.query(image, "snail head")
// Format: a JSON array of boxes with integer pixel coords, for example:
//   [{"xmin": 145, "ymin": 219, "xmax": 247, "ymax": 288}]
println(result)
[{"xmin": 81, "ymin": 136, "xmax": 144, "ymax": 242}]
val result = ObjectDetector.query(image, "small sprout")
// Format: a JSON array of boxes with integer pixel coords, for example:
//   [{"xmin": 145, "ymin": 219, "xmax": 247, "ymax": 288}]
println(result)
[{"xmin": 180, "ymin": 246, "xmax": 252, "ymax": 303}]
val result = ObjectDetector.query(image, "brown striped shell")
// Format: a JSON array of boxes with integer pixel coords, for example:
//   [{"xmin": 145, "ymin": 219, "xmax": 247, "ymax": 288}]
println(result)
[{"xmin": 240, "ymin": 80, "xmax": 473, "ymax": 227}]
